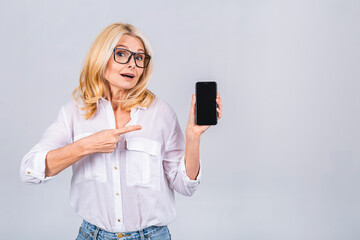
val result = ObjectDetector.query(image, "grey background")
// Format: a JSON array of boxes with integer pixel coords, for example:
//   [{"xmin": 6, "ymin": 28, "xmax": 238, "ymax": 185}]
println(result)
[{"xmin": 1, "ymin": 0, "xmax": 359, "ymax": 239}]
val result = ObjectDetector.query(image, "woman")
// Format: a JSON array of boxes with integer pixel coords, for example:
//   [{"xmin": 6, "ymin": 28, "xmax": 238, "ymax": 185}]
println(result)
[{"xmin": 20, "ymin": 22, "xmax": 222, "ymax": 240}]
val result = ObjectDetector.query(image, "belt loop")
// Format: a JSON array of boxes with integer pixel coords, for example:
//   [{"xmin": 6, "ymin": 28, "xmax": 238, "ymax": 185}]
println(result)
[
  {"xmin": 139, "ymin": 229, "xmax": 145, "ymax": 240},
  {"xmin": 93, "ymin": 226, "xmax": 100, "ymax": 239}
]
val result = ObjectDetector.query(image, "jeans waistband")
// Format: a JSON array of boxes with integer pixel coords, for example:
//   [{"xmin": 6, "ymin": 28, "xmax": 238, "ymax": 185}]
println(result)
[{"xmin": 81, "ymin": 219, "xmax": 166, "ymax": 239}]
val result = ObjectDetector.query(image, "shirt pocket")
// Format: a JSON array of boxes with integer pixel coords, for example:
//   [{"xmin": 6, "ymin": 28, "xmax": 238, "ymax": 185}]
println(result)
[
  {"xmin": 125, "ymin": 138, "xmax": 162, "ymax": 191},
  {"xmin": 71, "ymin": 132, "xmax": 107, "ymax": 183}
]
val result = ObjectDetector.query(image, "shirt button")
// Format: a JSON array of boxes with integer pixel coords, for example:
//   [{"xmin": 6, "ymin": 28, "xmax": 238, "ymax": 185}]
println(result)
[
  {"xmin": 116, "ymin": 192, "xmax": 119, "ymax": 196},
  {"xmin": 27, "ymin": 171, "xmax": 31, "ymax": 174},
  {"xmin": 117, "ymin": 219, "xmax": 121, "ymax": 222},
  {"xmin": 114, "ymin": 166, "xmax": 118, "ymax": 170}
]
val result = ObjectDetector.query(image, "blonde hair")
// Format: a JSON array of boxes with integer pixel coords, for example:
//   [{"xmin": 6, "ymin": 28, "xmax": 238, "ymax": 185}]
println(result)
[{"xmin": 72, "ymin": 23, "xmax": 155, "ymax": 120}]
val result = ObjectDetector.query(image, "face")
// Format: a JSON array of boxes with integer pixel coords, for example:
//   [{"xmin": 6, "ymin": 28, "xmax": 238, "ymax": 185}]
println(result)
[{"xmin": 104, "ymin": 34, "xmax": 146, "ymax": 95}]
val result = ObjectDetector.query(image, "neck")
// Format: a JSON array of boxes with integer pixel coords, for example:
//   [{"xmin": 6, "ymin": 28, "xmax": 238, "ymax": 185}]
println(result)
[
  {"xmin": 104, "ymin": 83, "xmax": 127, "ymax": 100},
  {"xmin": 105, "ymin": 86, "xmax": 129, "ymax": 111}
]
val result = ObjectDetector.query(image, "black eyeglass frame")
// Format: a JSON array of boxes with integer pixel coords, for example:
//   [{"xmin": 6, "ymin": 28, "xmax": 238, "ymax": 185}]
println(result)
[{"xmin": 113, "ymin": 48, "xmax": 151, "ymax": 68}]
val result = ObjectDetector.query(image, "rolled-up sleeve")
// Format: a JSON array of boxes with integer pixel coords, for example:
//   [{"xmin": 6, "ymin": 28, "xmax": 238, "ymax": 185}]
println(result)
[
  {"xmin": 20, "ymin": 105, "xmax": 72, "ymax": 184},
  {"xmin": 162, "ymin": 113, "xmax": 202, "ymax": 196}
]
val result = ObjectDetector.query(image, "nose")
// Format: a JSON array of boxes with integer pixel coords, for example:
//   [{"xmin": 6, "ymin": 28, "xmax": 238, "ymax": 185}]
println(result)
[{"xmin": 127, "ymin": 54, "xmax": 136, "ymax": 69}]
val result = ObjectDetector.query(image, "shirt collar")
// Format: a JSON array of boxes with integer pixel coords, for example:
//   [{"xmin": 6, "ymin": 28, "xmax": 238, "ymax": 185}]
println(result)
[{"xmin": 98, "ymin": 96, "xmax": 147, "ymax": 110}]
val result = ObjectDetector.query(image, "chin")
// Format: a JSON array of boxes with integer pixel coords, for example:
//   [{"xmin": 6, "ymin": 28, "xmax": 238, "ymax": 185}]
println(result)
[{"xmin": 119, "ymin": 82, "xmax": 138, "ymax": 90}]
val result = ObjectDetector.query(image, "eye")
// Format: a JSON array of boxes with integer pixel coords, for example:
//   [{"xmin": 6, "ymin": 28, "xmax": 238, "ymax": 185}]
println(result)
[
  {"xmin": 116, "ymin": 51, "xmax": 126, "ymax": 57},
  {"xmin": 135, "ymin": 54, "xmax": 143, "ymax": 61}
]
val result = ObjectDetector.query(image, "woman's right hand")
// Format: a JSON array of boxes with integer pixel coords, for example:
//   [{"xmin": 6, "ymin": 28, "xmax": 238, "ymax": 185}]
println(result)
[{"xmin": 81, "ymin": 125, "xmax": 142, "ymax": 154}]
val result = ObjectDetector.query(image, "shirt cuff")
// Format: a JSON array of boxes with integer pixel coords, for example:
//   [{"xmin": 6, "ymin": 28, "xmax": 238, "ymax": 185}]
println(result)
[
  {"xmin": 24, "ymin": 150, "xmax": 56, "ymax": 182},
  {"xmin": 179, "ymin": 155, "xmax": 202, "ymax": 187}
]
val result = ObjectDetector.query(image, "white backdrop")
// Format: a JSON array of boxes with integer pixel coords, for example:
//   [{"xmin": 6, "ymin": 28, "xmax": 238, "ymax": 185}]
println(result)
[{"xmin": 1, "ymin": 0, "xmax": 360, "ymax": 239}]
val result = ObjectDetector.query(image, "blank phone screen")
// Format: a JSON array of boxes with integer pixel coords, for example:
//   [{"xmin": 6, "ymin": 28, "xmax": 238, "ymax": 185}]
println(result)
[{"xmin": 196, "ymin": 81, "xmax": 217, "ymax": 125}]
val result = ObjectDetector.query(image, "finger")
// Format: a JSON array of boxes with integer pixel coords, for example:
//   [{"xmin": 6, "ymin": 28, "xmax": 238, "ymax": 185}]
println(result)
[
  {"xmin": 216, "ymin": 96, "xmax": 222, "ymax": 108},
  {"xmin": 188, "ymin": 94, "xmax": 196, "ymax": 121},
  {"xmin": 115, "ymin": 125, "xmax": 142, "ymax": 135},
  {"xmin": 217, "ymin": 107, "xmax": 222, "ymax": 119}
]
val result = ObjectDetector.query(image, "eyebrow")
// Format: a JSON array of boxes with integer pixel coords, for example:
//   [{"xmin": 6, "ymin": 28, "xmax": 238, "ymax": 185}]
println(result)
[{"xmin": 115, "ymin": 44, "xmax": 145, "ymax": 52}]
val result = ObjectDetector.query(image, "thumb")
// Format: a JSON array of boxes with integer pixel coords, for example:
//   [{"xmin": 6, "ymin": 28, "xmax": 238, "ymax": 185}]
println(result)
[{"xmin": 188, "ymin": 94, "xmax": 196, "ymax": 123}]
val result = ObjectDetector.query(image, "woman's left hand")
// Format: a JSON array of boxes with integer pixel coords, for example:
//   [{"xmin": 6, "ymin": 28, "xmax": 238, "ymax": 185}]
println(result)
[{"xmin": 185, "ymin": 92, "xmax": 223, "ymax": 140}]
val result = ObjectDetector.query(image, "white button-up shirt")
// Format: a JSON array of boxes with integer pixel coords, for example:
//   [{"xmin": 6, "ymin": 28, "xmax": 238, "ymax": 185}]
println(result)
[{"xmin": 20, "ymin": 96, "xmax": 202, "ymax": 232}]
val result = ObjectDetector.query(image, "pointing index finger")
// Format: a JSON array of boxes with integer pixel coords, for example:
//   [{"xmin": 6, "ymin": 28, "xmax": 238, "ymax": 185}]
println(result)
[{"xmin": 115, "ymin": 125, "xmax": 142, "ymax": 135}]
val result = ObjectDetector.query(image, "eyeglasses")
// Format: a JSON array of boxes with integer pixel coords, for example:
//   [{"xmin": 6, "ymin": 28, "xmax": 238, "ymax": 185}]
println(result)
[{"xmin": 113, "ymin": 48, "xmax": 151, "ymax": 68}]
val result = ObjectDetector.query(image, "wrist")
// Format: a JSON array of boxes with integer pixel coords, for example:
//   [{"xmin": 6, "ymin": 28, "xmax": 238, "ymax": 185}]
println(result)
[
  {"xmin": 77, "ymin": 138, "xmax": 92, "ymax": 156},
  {"xmin": 186, "ymin": 131, "xmax": 201, "ymax": 142}
]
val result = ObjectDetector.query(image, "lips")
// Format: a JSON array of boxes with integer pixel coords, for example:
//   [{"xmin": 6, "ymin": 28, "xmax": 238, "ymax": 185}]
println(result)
[{"xmin": 120, "ymin": 73, "xmax": 135, "ymax": 79}]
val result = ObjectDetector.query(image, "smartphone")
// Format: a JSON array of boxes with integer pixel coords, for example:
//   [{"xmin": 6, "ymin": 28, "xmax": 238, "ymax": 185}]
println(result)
[{"xmin": 195, "ymin": 81, "xmax": 217, "ymax": 125}]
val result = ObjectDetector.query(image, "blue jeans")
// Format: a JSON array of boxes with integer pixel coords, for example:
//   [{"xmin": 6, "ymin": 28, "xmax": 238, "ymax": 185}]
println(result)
[{"xmin": 76, "ymin": 219, "xmax": 172, "ymax": 240}]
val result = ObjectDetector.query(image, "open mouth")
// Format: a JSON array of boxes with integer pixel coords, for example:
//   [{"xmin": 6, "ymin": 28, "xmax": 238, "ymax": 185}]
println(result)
[{"xmin": 120, "ymin": 74, "xmax": 135, "ymax": 79}]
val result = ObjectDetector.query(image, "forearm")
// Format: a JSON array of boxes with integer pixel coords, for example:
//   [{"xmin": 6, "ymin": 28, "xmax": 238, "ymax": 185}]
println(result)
[
  {"xmin": 45, "ymin": 139, "xmax": 89, "ymax": 177},
  {"xmin": 184, "ymin": 135, "xmax": 201, "ymax": 180}
]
